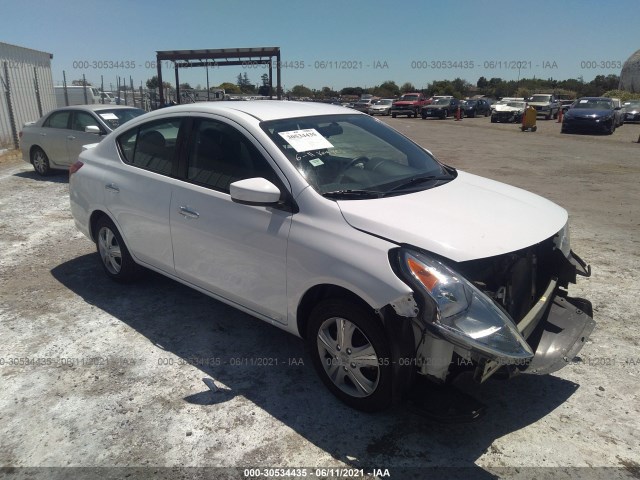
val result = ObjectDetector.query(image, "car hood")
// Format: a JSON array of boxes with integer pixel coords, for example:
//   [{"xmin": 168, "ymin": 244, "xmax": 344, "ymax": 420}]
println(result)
[
  {"xmin": 495, "ymin": 105, "xmax": 524, "ymax": 112},
  {"xmin": 425, "ymin": 104, "xmax": 449, "ymax": 109},
  {"xmin": 336, "ymin": 171, "xmax": 567, "ymax": 262},
  {"xmin": 566, "ymin": 108, "xmax": 613, "ymax": 117}
]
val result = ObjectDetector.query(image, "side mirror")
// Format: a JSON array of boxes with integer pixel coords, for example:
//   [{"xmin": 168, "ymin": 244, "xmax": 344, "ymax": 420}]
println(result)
[
  {"xmin": 85, "ymin": 125, "xmax": 101, "ymax": 135},
  {"xmin": 230, "ymin": 177, "xmax": 281, "ymax": 205}
]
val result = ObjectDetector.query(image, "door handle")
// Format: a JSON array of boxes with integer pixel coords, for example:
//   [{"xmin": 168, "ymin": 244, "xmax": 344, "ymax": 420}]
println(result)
[
  {"xmin": 105, "ymin": 183, "xmax": 120, "ymax": 192},
  {"xmin": 179, "ymin": 206, "xmax": 200, "ymax": 219}
]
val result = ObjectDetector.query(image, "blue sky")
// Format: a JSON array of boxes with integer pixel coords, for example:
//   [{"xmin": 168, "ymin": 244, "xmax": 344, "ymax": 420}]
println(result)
[{"xmin": 2, "ymin": 0, "xmax": 638, "ymax": 91}]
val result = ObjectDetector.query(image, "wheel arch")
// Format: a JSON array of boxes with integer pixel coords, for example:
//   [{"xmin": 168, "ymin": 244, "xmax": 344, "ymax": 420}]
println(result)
[
  {"xmin": 296, "ymin": 284, "xmax": 379, "ymax": 340},
  {"xmin": 89, "ymin": 209, "xmax": 113, "ymax": 242}
]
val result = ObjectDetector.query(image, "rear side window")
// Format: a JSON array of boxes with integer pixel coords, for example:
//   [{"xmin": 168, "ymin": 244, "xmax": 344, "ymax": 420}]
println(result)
[
  {"xmin": 44, "ymin": 111, "xmax": 71, "ymax": 129},
  {"xmin": 117, "ymin": 118, "xmax": 182, "ymax": 176}
]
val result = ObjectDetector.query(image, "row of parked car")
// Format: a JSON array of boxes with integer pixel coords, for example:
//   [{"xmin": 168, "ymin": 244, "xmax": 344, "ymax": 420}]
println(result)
[{"xmin": 351, "ymin": 94, "xmax": 640, "ymax": 134}]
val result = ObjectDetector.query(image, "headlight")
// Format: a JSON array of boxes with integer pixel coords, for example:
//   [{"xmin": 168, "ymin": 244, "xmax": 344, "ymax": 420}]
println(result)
[{"xmin": 395, "ymin": 249, "xmax": 533, "ymax": 361}]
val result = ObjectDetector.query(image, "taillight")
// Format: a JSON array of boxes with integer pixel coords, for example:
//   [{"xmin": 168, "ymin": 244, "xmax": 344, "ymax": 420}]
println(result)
[{"xmin": 69, "ymin": 161, "xmax": 84, "ymax": 175}]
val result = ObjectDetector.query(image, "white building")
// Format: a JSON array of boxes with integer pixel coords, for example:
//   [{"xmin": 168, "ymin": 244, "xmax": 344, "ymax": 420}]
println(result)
[{"xmin": 0, "ymin": 42, "xmax": 55, "ymax": 149}]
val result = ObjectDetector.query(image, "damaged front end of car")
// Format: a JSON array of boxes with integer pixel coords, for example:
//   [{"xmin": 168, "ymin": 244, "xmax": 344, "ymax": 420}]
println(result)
[{"xmin": 390, "ymin": 222, "xmax": 595, "ymax": 385}]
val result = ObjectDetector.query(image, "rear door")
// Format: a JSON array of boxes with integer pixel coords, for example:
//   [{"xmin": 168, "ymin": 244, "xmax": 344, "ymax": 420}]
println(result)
[
  {"xmin": 106, "ymin": 115, "xmax": 185, "ymax": 273},
  {"xmin": 38, "ymin": 110, "xmax": 73, "ymax": 166}
]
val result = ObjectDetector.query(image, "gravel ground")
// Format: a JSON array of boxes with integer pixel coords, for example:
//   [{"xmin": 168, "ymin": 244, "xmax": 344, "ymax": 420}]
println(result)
[{"xmin": 0, "ymin": 116, "xmax": 639, "ymax": 480}]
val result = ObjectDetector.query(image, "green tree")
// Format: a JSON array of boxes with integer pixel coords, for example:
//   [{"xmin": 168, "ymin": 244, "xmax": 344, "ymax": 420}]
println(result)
[
  {"xmin": 290, "ymin": 84, "xmax": 313, "ymax": 98},
  {"xmin": 372, "ymin": 80, "xmax": 400, "ymax": 98},
  {"xmin": 216, "ymin": 82, "xmax": 241, "ymax": 94},
  {"xmin": 400, "ymin": 82, "xmax": 416, "ymax": 93}
]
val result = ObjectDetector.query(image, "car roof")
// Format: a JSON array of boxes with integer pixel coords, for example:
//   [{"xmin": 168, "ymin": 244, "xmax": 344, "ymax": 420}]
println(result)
[
  {"xmin": 51, "ymin": 105, "xmax": 144, "ymax": 113},
  {"xmin": 143, "ymin": 100, "xmax": 360, "ymax": 122}
]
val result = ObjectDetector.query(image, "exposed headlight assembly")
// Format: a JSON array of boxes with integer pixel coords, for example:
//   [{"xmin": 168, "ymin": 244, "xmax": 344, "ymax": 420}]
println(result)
[{"xmin": 395, "ymin": 249, "xmax": 534, "ymax": 361}]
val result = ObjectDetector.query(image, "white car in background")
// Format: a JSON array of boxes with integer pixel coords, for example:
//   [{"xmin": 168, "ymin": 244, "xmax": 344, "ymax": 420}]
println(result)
[
  {"xmin": 20, "ymin": 105, "xmax": 145, "ymax": 175},
  {"xmin": 69, "ymin": 101, "xmax": 594, "ymax": 412}
]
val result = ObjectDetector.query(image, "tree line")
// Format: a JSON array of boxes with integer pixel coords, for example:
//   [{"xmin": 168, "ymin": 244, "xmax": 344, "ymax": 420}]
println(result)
[{"xmin": 144, "ymin": 73, "xmax": 623, "ymax": 100}]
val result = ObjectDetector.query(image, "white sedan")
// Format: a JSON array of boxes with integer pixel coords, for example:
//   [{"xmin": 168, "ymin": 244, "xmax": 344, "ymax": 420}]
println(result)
[
  {"xmin": 69, "ymin": 101, "xmax": 594, "ymax": 412},
  {"xmin": 20, "ymin": 105, "xmax": 145, "ymax": 175}
]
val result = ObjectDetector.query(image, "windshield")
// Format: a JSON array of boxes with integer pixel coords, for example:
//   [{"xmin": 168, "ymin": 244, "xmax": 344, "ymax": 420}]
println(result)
[
  {"xmin": 400, "ymin": 95, "xmax": 419, "ymax": 101},
  {"xmin": 433, "ymin": 98, "xmax": 451, "ymax": 105},
  {"xmin": 95, "ymin": 108, "xmax": 145, "ymax": 130},
  {"xmin": 261, "ymin": 114, "xmax": 453, "ymax": 197},
  {"xmin": 572, "ymin": 99, "xmax": 613, "ymax": 110},
  {"xmin": 623, "ymin": 101, "xmax": 640, "ymax": 109},
  {"xmin": 465, "ymin": 100, "xmax": 477, "ymax": 106},
  {"xmin": 506, "ymin": 102, "xmax": 525, "ymax": 108},
  {"xmin": 530, "ymin": 95, "xmax": 551, "ymax": 102},
  {"xmin": 375, "ymin": 99, "xmax": 393, "ymax": 105}
]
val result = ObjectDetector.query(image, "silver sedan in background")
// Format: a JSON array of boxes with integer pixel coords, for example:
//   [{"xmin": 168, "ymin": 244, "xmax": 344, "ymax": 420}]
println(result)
[{"xmin": 20, "ymin": 105, "xmax": 145, "ymax": 175}]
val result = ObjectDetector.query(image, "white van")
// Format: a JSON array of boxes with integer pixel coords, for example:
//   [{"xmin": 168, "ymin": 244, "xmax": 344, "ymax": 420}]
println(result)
[{"xmin": 54, "ymin": 86, "xmax": 102, "ymax": 107}]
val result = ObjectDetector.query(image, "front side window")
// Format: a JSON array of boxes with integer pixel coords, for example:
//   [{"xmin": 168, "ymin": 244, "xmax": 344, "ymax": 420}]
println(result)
[
  {"xmin": 117, "ymin": 118, "xmax": 181, "ymax": 175},
  {"xmin": 71, "ymin": 111, "xmax": 100, "ymax": 132},
  {"xmin": 261, "ymin": 114, "xmax": 453, "ymax": 197},
  {"xmin": 186, "ymin": 119, "xmax": 279, "ymax": 192}
]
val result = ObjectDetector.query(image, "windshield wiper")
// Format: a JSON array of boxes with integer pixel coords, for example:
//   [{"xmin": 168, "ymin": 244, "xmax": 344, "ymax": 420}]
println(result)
[
  {"xmin": 322, "ymin": 189, "xmax": 383, "ymax": 199},
  {"xmin": 382, "ymin": 174, "xmax": 453, "ymax": 196}
]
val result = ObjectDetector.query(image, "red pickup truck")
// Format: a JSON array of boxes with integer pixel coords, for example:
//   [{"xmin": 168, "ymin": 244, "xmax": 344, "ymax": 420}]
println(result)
[{"xmin": 390, "ymin": 93, "xmax": 429, "ymax": 118}]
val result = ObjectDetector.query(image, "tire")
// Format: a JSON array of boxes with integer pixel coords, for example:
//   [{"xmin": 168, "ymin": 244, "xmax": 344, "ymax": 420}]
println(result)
[
  {"xmin": 553, "ymin": 110, "xmax": 558, "ymax": 119},
  {"xmin": 608, "ymin": 121, "xmax": 615, "ymax": 135},
  {"xmin": 307, "ymin": 299, "xmax": 393, "ymax": 412},
  {"xmin": 31, "ymin": 147, "xmax": 51, "ymax": 176},
  {"xmin": 95, "ymin": 216, "xmax": 140, "ymax": 282},
  {"xmin": 442, "ymin": 110, "xmax": 448, "ymax": 119},
  {"xmin": 491, "ymin": 116, "xmax": 497, "ymax": 123},
  {"xmin": 391, "ymin": 113, "xmax": 396, "ymax": 118},
  {"xmin": 485, "ymin": 109, "xmax": 490, "ymax": 117},
  {"xmin": 413, "ymin": 109, "xmax": 418, "ymax": 118},
  {"xmin": 545, "ymin": 112, "xmax": 551, "ymax": 120}
]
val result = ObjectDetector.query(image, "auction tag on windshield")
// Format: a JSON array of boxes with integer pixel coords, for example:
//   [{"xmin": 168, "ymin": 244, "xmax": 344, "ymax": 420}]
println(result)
[
  {"xmin": 278, "ymin": 129, "xmax": 333, "ymax": 152},
  {"xmin": 99, "ymin": 113, "xmax": 119, "ymax": 120},
  {"xmin": 579, "ymin": 100, "xmax": 588, "ymax": 104}
]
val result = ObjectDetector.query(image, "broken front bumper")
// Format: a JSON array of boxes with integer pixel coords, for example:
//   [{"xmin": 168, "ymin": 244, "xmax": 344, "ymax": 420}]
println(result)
[{"xmin": 475, "ymin": 276, "xmax": 595, "ymax": 382}]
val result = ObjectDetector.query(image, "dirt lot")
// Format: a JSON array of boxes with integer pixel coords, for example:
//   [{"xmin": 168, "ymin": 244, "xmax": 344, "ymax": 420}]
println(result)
[{"xmin": 1, "ymin": 116, "xmax": 639, "ymax": 480}]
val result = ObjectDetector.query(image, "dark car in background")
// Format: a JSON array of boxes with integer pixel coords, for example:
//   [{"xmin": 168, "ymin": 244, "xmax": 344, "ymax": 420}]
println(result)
[
  {"xmin": 421, "ymin": 98, "xmax": 461, "ymax": 119},
  {"xmin": 623, "ymin": 100, "xmax": 640, "ymax": 123},
  {"xmin": 561, "ymin": 97, "xmax": 618, "ymax": 134},
  {"xmin": 462, "ymin": 99, "xmax": 491, "ymax": 118}
]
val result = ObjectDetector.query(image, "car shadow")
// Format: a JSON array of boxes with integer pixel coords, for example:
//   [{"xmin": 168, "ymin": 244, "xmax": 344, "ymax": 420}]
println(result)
[
  {"xmin": 51, "ymin": 254, "xmax": 581, "ymax": 477},
  {"xmin": 14, "ymin": 170, "xmax": 69, "ymax": 183}
]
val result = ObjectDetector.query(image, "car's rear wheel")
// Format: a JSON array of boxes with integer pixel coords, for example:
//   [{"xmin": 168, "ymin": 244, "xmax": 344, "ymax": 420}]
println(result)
[
  {"xmin": 307, "ymin": 299, "xmax": 393, "ymax": 412},
  {"xmin": 95, "ymin": 216, "xmax": 140, "ymax": 282},
  {"xmin": 31, "ymin": 147, "xmax": 51, "ymax": 176}
]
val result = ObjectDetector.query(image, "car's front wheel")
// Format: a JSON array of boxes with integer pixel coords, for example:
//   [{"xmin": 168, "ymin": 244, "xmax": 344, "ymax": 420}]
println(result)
[
  {"xmin": 95, "ymin": 216, "xmax": 140, "ymax": 282},
  {"xmin": 307, "ymin": 299, "xmax": 393, "ymax": 412},
  {"xmin": 31, "ymin": 147, "xmax": 51, "ymax": 176}
]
